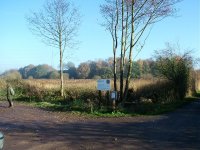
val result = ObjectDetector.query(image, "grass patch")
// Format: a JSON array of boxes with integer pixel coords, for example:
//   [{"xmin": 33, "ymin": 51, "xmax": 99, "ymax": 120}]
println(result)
[
  {"xmin": 91, "ymin": 111, "xmax": 131, "ymax": 117},
  {"xmin": 131, "ymin": 97, "xmax": 195, "ymax": 115},
  {"xmin": 195, "ymin": 91, "xmax": 200, "ymax": 97},
  {"xmin": 12, "ymin": 96, "xmax": 197, "ymax": 117}
]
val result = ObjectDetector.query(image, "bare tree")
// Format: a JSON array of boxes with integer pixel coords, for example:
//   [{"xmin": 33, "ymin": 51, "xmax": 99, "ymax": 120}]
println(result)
[
  {"xmin": 100, "ymin": 0, "xmax": 120, "ymax": 92},
  {"xmin": 124, "ymin": 0, "xmax": 182, "ymax": 100},
  {"xmin": 100, "ymin": 0, "xmax": 181, "ymax": 103},
  {"xmin": 27, "ymin": 0, "xmax": 81, "ymax": 96}
]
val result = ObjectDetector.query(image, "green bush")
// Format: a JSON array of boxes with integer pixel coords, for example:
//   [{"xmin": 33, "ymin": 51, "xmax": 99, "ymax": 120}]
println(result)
[{"xmin": 155, "ymin": 44, "xmax": 194, "ymax": 100}]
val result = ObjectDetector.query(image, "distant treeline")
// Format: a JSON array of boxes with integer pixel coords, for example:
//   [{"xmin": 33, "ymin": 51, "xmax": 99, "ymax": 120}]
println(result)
[{"xmin": 0, "ymin": 57, "xmax": 172, "ymax": 80}]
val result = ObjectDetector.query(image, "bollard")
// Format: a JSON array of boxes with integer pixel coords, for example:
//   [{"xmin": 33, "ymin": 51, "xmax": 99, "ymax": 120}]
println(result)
[{"xmin": 0, "ymin": 132, "xmax": 4, "ymax": 150}]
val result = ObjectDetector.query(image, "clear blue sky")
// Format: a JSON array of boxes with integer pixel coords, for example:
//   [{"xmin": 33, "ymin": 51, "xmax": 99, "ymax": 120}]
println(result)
[{"xmin": 0, "ymin": 0, "xmax": 199, "ymax": 73}]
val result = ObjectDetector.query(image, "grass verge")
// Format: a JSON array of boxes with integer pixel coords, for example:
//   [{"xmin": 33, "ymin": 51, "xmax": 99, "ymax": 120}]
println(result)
[
  {"xmin": 12, "ymin": 96, "xmax": 198, "ymax": 117},
  {"xmin": 131, "ymin": 98, "xmax": 194, "ymax": 115}
]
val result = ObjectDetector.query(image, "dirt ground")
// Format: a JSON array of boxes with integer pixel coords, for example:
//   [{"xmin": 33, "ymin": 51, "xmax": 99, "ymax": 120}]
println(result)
[{"xmin": 0, "ymin": 100, "xmax": 200, "ymax": 150}]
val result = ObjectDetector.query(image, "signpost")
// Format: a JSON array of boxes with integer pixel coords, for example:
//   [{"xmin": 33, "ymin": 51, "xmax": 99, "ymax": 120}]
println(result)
[
  {"xmin": 97, "ymin": 79, "xmax": 111, "ymax": 91},
  {"xmin": 97, "ymin": 79, "xmax": 111, "ymax": 109},
  {"xmin": 97, "ymin": 79, "xmax": 116, "ymax": 110}
]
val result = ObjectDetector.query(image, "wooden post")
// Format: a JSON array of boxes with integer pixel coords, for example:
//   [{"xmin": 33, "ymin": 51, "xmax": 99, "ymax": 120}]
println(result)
[{"xmin": 98, "ymin": 90, "xmax": 102, "ymax": 109}]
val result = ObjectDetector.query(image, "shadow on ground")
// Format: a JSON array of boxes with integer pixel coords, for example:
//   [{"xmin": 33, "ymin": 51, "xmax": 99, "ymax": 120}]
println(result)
[{"xmin": 0, "ymin": 100, "xmax": 200, "ymax": 150}]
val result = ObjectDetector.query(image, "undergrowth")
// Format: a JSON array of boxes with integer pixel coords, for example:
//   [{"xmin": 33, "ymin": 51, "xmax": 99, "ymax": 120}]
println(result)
[
  {"xmin": 14, "ymin": 96, "xmax": 195, "ymax": 117},
  {"xmin": 0, "ymin": 79, "xmax": 198, "ymax": 117}
]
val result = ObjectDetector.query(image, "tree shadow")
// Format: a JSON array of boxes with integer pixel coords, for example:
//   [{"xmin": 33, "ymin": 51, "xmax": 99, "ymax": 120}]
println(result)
[{"xmin": 1, "ymin": 100, "xmax": 200, "ymax": 150}]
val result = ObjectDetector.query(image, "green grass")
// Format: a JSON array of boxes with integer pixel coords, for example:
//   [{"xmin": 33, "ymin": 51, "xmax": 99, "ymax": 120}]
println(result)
[
  {"xmin": 17, "ymin": 99, "xmax": 70, "ymax": 111},
  {"xmin": 91, "ymin": 111, "xmax": 131, "ymax": 117},
  {"xmin": 131, "ymin": 97, "xmax": 195, "ymax": 115},
  {"xmin": 11, "ymin": 96, "xmax": 197, "ymax": 117},
  {"xmin": 195, "ymin": 91, "xmax": 200, "ymax": 97}
]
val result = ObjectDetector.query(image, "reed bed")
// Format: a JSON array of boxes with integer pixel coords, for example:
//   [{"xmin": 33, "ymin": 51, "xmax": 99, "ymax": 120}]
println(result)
[
  {"xmin": 196, "ymin": 80, "xmax": 200, "ymax": 92},
  {"xmin": 23, "ymin": 78, "xmax": 159, "ymax": 92},
  {"xmin": 196, "ymin": 73, "xmax": 200, "ymax": 91},
  {"xmin": 0, "ymin": 77, "xmax": 198, "ymax": 103},
  {"xmin": 23, "ymin": 79, "xmax": 97, "ymax": 90},
  {"xmin": 0, "ymin": 79, "xmax": 159, "ymax": 101}
]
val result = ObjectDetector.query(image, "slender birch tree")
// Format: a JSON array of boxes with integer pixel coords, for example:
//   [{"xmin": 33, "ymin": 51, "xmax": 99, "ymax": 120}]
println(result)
[
  {"xmin": 27, "ymin": 0, "xmax": 80, "ymax": 96},
  {"xmin": 100, "ymin": 0, "xmax": 120, "ymax": 92},
  {"xmin": 101, "ymin": 0, "xmax": 181, "ymax": 103}
]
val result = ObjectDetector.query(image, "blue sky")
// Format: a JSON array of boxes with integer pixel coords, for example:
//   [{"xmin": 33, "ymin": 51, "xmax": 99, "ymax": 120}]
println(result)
[{"xmin": 0, "ymin": 0, "xmax": 199, "ymax": 73}]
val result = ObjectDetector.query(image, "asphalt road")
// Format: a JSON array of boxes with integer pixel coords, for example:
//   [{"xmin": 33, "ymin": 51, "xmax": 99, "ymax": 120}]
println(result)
[{"xmin": 0, "ymin": 100, "xmax": 200, "ymax": 150}]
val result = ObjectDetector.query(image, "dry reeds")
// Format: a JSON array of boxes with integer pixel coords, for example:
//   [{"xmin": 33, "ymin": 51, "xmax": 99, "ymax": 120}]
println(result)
[
  {"xmin": 23, "ymin": 79, "xmax": 97, "ymax": 90},
  {"xmin": 196, "ymin": 71, "xmax": 200, "ymax": 91},
  {"xmin": 1, "ymin": 77, "xmax": 196, "ymax": 103}
]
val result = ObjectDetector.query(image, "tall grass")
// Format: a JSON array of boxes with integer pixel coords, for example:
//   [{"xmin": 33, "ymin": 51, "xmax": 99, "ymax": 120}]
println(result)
[
  {"xmin": 23, "ymin": 79, "xmax": 97, "ymax": 90},
  {"xmin": 196, "ymin": 73, "xmax": 200, "ymax": 92},
  {"xmin": 0, "ymin": 78, "xmax": 197, "ymax": 102},
  {"xmin": 0, "ymin": 79, "xmax": 6, "ymax": 100},
  {"xmin": 0, "ymin": 78, "xmax": 198, "ymax": 115},
  {"xmin": 15, "ymin": 79, "xmax": 162, "ymax": 101},
  {"xmin": 0, "ymin": 78, "xmax": 162, "ymax": 102}
]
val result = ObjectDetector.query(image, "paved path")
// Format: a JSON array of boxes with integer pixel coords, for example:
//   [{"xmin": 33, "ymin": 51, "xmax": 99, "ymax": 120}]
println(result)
[{"xmin": 0, "ymin": 100, "xmax": 200, "ymax": 150}]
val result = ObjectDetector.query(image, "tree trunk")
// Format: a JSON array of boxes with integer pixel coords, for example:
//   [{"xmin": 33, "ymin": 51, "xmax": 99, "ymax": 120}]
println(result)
[
  {"xmin": 120, "ymin": 0, "xmax": 125, "ymax": 102},
  {"xmin": 59, "ymin": 34, "xmax": 64, "ymax": 97},
  {"xmin": 124, "ymin": 52, "xmax": 133, "ymax": 100},
  {"xmin": 113, "ymin": 0, "xmax": 119, "ymax": 92},
  {"xmin": 124, "ymin": 0, "xmax": 134, "ymax": 100},
  {"xmin": 113, "ymin": 46, "xmax": 117, "ymax": 92}
]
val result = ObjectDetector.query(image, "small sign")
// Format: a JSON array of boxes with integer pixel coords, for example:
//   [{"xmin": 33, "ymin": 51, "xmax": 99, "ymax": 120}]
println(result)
[
  {"xmin": 97, "ymin": 79, "xmax": 111, "ymax": 91},
  {"xmin": 111, "ymin": 91, "xmax": 117, "ymax": 99}
]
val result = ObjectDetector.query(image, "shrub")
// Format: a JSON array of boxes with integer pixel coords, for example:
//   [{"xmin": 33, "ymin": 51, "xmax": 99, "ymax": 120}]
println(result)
[{"xmin": 155, "ymin": 44, "xmax": 194, "ymax": 100}]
